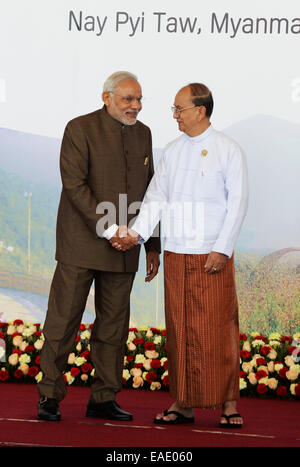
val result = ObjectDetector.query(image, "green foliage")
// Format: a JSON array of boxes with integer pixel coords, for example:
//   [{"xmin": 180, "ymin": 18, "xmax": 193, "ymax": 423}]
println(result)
[{"xmin": 0, "ymin": 168, "xmax": 59, "ymax": 275}]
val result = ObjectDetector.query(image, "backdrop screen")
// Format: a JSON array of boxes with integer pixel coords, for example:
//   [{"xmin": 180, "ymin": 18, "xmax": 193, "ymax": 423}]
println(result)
[{"xmin": 0, "ymin": 0, "xmax": 300, "ymax": 333}]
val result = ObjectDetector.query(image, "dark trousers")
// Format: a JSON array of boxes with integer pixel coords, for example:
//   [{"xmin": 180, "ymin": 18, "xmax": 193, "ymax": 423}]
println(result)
[{"xmin": 37, "ymin": 262, "xmax": 135, "ymax": 403}]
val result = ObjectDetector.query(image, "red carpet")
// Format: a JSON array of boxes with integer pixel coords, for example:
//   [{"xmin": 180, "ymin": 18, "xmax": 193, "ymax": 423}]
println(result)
[{"xmin": 0, "ymin": 384, "xmax": 299, "ymax": 448}]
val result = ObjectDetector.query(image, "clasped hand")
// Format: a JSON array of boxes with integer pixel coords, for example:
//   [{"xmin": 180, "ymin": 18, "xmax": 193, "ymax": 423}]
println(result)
[{"xmin": 109, "ymin": 225, "xmax": 139, "ymax": 251}]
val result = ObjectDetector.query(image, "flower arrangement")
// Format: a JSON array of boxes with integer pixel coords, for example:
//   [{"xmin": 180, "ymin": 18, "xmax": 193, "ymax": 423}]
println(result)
[
  {"xmin": 1, "ymin": 320, "xmax": 300, "ymax": 400},
  {"xmin": 239, "ymin": 332, "xmax": 300, "ymax": 399}
]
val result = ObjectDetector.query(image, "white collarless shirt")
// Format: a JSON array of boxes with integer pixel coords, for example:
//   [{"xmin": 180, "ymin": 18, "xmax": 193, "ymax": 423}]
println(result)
[{"xmin": 132, "ymin": 125, "xmax": 248, "ymax": 258}]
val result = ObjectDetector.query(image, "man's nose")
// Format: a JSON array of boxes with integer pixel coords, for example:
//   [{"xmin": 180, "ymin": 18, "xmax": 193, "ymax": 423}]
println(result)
[{"xmin": 131, "ymin": 99, "xmax": 142, "ymax": 109}]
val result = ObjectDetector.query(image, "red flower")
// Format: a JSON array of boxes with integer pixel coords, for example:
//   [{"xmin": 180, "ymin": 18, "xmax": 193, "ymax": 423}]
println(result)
[
  {"xmin": 14, "ymin": 369, "xmax": 23, "ymax": 379},
  {"xmin": 288, "ymin": 346, "xmax": 297, "ymax": 355},
  {"xmin": 278, "ymin": 367, "xmax": 289, "ymax": 379},
  {"xmin": 12, "ymin": 348, "xmax": 22, "ymax": 355},
  {"xmin": 162, "ymin": 375, "xmax": 169, "ymax": 386},
  {"xmin": 253, "ymin": 335, "xmax": 267, "ymax": 343},
  {"xmin": 81, "ymin": 363, "xmax": 93, "ymax": 373},
  {"xmin": 161, "ymin": 330, "xmax": 167, "ymax": 336},
  {"xmin": 13, "ymin": 319, "xmax": 24, "ymax": 326},
  {"xmin": 240, "ymin": 350, "xmax": 251, "ymax": 359},
  {"xmin": 34, "ymin": 331, "xmax": 42, "ymax": 337},
  {"xmin": 0, "ymin": 331, "xmax": 4, "ymax": 339},
  {"xmin": 163, "ymin": 360, "xmax": 168, "ymax": 370},
  {"xmin": 257, "ymin": 383, "xmax": 268, "ymax": 394},
  {"xmin": 277, "ymin": 386, "xmax": 287, "ymax": 397},
  {"xmin": 0, "ymin": 322, "xmax": 8, "ymax": 329},
  {"xmin": 256, "ymin": 357, "xmax": 267, "ymax": 366},
  {"xmin": 145, "ymin": 371, "xmax": 157, "ymax": 383},
  {"xmin": 0, "ymin": 369, "xmax": 9, "ymax": 381},
  {"xmin": 150, "ymin": 328, "xmax": 161, "ymax": 335},
  {"xmin": 24, "ymin": 345, "xmax": 35, "ymax": 353},
  {"xmin": 150, "ymin": 359, "xmax": 161, "ymax": 369},
  {"xmin": 255, "ymin": 370, "xmax": 268, "ymax": 380},
  {"xmin": 70, "ymin": 367, "xmax": 80, "ymax": 377},
  {"xmin": 127, "ymin": 355, "xmax": 135, "ymax": 362},
  {"xmin": 240, "ymin": 371, "xmax": 247, "ymax": 378},
  {"xmin": 80, "ymin": 351, "xmax": 91, "ymax": 360},
  {"xmin": 240, "ymin": 333, "xmax": 247, "ymax": 341},
  {"xmin": 134, "ymin": 363, "xmax": 143, "ymax": 369},
  {"xmin": 79, "ymin": 324, "xmax": 86, "ymax": 331},
  {"xmin": 144, "ymin": 342, "xmax": 155, "ymax": 351},
  {"xmin": 28, "ymin": 366, "xmax": 39, "ymax": 377},
  {"xmin": 35, "ymin": 356, "xmax": 41, "ymax": 365},
  {"xmin": 281, "ymin": 336, "xmax": 293, "ymax": 344},
  {"xmin": 75, "ymin": 334, "xmax": 80, "ymax": 342},
  {"xmin": 260, "ymin": 346, "xmax": 272, "ymax": 356},
  {"xmin": 133, "ymin": 337, "xmax": 144, "ymax": 345},
  {"xmin": 129, "ymin": 328, "xmax": 138, "ymax": 333}
]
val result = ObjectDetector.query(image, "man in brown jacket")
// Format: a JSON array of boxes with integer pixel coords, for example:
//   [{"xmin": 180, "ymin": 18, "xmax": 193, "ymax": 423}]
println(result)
[{"xmin": 37, "ymin": 71, "xmax": 160, "ymax": 421}]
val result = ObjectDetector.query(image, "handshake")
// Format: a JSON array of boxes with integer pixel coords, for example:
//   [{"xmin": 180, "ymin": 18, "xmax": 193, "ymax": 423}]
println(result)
[{"xmin": 109, "ymin": 225, "xmax": 140, "ymax": 252}]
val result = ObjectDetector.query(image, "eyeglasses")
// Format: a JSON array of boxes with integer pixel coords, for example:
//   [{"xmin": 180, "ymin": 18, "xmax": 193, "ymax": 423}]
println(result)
[
  {"xmin": 109, "ymin": 92, "xmax": 143, "ymax": 104},
  {"xmin": 171, "ymin": 105, "xmax": 197, "ymax": 114}
]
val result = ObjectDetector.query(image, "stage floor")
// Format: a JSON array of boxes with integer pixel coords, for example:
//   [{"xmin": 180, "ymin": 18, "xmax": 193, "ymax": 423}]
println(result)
[{"xmin": 0, "ymin": 384, "xmax": 299, "ymax": 448}]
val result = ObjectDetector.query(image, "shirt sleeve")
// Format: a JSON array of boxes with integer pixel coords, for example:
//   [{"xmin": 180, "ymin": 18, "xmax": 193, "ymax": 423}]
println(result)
[
  {"xmin": 131, "ymin": 153, "xmax": 168, "ymax": 242},
  {"xmin": 102, "ymin": 224, "xmax": 119, "ymax": 240},
  {"xmin": 212, "ymin": 144, "xmax": 249, "ymax": 258}
]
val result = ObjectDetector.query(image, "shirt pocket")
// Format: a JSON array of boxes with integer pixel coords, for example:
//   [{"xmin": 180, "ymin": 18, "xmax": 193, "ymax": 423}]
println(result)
[{"xmin": 197, "ymin": 169, "xmax": 224, "ymax": 199}]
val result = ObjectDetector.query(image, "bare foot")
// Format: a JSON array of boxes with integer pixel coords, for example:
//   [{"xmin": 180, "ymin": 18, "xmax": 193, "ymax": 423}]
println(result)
[
  {"xmin": 220, "ymin": 400, "xmax": 243, "ymax": 427},
  {"xmin": 155, "ymin": 401, "xmax": 194, "ymax": 422}
]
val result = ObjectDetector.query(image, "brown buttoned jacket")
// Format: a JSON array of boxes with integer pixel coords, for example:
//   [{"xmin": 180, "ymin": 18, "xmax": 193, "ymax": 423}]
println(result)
[{"xmin": 55, "ymin": 106, "xmax": 161, "ymax": 272}]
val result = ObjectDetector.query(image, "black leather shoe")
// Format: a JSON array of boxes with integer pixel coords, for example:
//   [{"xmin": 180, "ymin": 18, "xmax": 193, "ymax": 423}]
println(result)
[
  {"xmin": 86, "ymin": 400, "xmax": 133, "ymax": 421},
  {"xmin": 38, "ymin": 397, "xmax": 61, "ymax": 421}
]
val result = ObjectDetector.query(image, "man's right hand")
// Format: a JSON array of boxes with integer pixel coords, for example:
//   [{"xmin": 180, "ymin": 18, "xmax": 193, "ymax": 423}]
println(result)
[{"xmin": 109, "ymin": 225, "xmax": 139, "ymax": 251}]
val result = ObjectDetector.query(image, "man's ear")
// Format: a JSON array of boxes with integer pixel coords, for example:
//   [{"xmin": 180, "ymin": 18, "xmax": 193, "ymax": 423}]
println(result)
[
  {"xmin": 102, "ymin": 91, "xmax": 111, "ymax": 106},
  {"xmin": 198, "ymin": 105, "xmax": 207, "ymax": 121}
]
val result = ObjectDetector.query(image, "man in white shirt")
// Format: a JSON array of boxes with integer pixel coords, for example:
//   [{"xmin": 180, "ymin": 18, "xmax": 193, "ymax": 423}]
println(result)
[{"xmin": 111, "ymin": 83, "xmax": 248, "ymax": 428}]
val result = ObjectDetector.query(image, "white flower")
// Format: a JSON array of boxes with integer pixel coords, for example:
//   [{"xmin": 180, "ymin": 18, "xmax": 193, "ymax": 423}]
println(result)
[
  {"xmin": 123, "ymin": 369, "xmax": 131, "ymax": 381},
  {"xmin": 19, "ymin": 353, "xmax": 31, "ymax": 364},
  {"xmin": 127, "ymin": 331, "xmax": 137, "ymax": 343},
  {"xmin": 154, "ymin": 335, "xmax": 162, "ymax": 345},
  {"xmin": 143, "ymin": 359, "xmax": 152, "ymax": 371},
  {"xmin": 22, "ymin": 325, "xmax": 36, "ymax": 337},
  {"xmin": 81, "ymin": 330, "xmax": 91, "ymax": 340},
  {"xmin": 269, "ymin": 340, "xmax": 281, "ymax": 348},
  {"xmin": 76, "ymin": 342, "xmax": 82, "ymax": 352},
  {"xmin": 242, "ymin": 341, "xmax": 251, "ymax": 352},
  {"xmin": 74, "ymin": 356, "xmax": 86, "ymax": 366},
  {"xmin": 267, "ymin": 349, "xmax": 277, "ymax": 360},
  {"xmin": 64, "ymin": 372, "xmax": 75, "ymax": 385},
  {"xmin": 0, "ymin": 347, "xmax": 5, "ymax": 361},
  {"xmin": 68, "ymin": 353, "xmax": 76, "ymax": 365},
  {"xmin": 8, "ymin": 354, "xmax": 18, "ymax": 366},
  {"xmin": 35, "ymin": 371, "xmax": 43, "ymax": 383},
  {"xmin": 239, "ymin": 378, "xmax": 247, "ymax": 390},
  {"xmin": 135, "ymin": 353, "xmax": 146, "ymax": 364},
  {"xmin": 251, "ymin": 339, "xmax": 265, "ymax": 348},
  {"xmin": 150, "ymin": 382, "xmax": 161, "ymax": 391},
  {"xmin": 34, "ymin": 339, "xmax": 44, "ymax": 350},
  {"xmin": 160, "ymin": 357, "xmax": 167, "ymax": 367},
  {"xmin": 127, "ymin": 342, "xmax": 136, "ymax": 351},
  {"xmin": 269, "ymin": 333, "xmax": 281, "ymax": 341}
]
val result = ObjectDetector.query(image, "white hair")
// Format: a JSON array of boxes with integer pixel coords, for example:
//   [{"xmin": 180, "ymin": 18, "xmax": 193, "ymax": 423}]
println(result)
[{"xmin": 103, "ymin": 71, "xmax": 138, "ymax": 93}]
